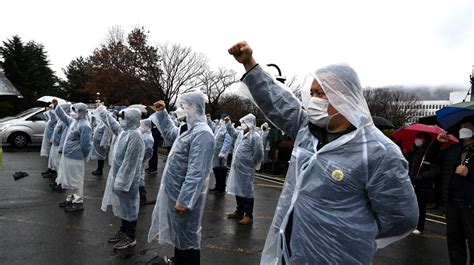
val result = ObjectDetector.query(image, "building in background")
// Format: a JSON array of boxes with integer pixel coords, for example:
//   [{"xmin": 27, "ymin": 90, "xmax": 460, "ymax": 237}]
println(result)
[{"xmin": 407, "ymin": 91, "xmax": 469, "ymax": 124}]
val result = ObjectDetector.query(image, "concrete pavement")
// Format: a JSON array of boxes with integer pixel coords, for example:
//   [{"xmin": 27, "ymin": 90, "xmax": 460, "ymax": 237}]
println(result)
[{"xmin": 0, "ymin": 146, "xmax": 450, "ymax": 264}]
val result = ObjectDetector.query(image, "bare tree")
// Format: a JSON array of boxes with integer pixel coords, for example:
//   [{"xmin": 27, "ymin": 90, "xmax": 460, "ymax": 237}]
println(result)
[
  {"xmin": 158, "ymin": 43, "xmax": 207, "ymax": 110},
  {"xmin": 285, "ymin": 75, "xmax": 303, "ymax": 101},
  {"xmin": 201, "ymin": 67, "xmax": 238, "ymax": 116},
  {"xmin": 364, "ymin": 87, "xmax": 421, "ymax": 128},
  {"xmin": 106, "ymin": 25, "xmax": 125, "ymax": 45},
  {"xmin": 85, "ymin": 27, "xmax": 162, "ymax": 105}
]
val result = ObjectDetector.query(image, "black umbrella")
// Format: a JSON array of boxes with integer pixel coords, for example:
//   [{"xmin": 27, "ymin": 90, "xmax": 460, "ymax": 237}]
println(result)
[{"xmin": 372, "ymin": 116, "xmax": 395, "ymax": 130}]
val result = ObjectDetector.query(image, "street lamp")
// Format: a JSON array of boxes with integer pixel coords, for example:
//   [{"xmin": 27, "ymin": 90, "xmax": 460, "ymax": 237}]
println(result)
[{"xmin": 267, "ymin": 64, "xmax": 286, "ymax": 84}]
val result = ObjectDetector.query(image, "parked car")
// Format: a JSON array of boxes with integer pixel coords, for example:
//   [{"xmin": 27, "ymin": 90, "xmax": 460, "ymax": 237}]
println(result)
[{"xmin": 0, "ymin": 107, "xmax": 47, "ymax": 147}]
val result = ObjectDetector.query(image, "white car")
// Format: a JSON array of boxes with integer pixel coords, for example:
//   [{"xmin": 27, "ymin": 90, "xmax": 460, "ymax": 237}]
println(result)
[{"xmin": 0, "ymin": 107, "xmax": 47, "ymax": 148}]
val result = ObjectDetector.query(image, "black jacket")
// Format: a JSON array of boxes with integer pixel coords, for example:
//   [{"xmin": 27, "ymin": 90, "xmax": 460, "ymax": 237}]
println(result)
[
  {"xmin": 437, "ymin": 141, "xmax": 474, "ymax": 207},
  {"xmin": 405, "ymin": 141, "xmax": 441, "ymax": 193}
]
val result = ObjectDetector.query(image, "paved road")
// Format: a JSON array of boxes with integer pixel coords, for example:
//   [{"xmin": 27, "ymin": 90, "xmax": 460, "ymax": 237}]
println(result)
[{"xmin": 0, "ymin": 146, "xmax": 450, "ymax": 264}]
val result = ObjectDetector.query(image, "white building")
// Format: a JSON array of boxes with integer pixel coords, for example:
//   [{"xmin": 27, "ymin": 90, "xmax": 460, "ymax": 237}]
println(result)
[{"xmin": 406, "ymin": 91, "xmax": 470, "ymax": 124}]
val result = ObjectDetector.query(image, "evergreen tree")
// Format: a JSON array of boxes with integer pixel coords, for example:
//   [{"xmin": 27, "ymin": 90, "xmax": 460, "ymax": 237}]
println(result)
[
  {"xmin": 60, "ymin": 56, "xmax": 92, "ymax": 103},
  {"xmin": 0, "ymin": 35, "xmax": 57, "ymax": 108}
]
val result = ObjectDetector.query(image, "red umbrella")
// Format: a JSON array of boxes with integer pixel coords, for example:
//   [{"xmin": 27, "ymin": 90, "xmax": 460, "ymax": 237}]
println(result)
[{"xmin": 392, "ymin": 123, "xmax": 458, "ymax": 153}]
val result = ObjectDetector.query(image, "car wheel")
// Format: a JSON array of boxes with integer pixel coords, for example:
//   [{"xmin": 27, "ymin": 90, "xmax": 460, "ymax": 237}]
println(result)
[{"xmin": 10, "ymin": 132, "xmax": 30, "ymax": 148}]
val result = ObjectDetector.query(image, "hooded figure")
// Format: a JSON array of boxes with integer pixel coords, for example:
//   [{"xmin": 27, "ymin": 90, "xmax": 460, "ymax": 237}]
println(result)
[
  {"xmin": 225, "ymin": 113, "xmax": 263, "ymax": 225},
  {"xmin": 90, "ymin": 116, "xmax": 112, "ymax": 176},
  {"xmin": 207, "ymin": 113, "xmax": 233, "ymax": 195},
  {"xmin": 47, "ymin": 103, "xmax": 71, "ymax": 187},
  {"xmin": 260, "ymin": 122, "xmax": 271, "ymax": 164},
  {"xmin": 55, "ymin": 103, "xmax": 92, "ymax": 212},
  {"xmin": 148, "ymin": 90, "xmax": 215, "ymax": 265},
  {"xmin": 138, "ymin": 118, "xmax": 154, "ymax": 204},
  {"xmin": 229, "ymin": 42, "xmax": 418, "ymax": 265},
  {"xmin": 98, "ymin": 106, "xmax": 145, "ymax": 250},
  {"xmin": 40, "ymin": 106, "xmax": 58, "ymax": 157}
]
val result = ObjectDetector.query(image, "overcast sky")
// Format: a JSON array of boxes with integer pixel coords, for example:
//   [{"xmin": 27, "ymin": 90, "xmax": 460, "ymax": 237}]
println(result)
[{"xmin": 0, "ymin": 0, "xmax": 472, "ymax": 89}]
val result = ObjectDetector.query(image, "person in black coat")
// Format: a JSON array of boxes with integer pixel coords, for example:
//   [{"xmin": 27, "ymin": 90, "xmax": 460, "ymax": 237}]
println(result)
[
  {"xmin": 405, "ymin": 132, "xmax": 441, "ymax": 234},
  {"xmin": 432, "ymin": 120, "xmax": 474, "ymax": 265},
  {"xmin": 148, "ymin": 120, "xmax": 161, "ymax": 173}
]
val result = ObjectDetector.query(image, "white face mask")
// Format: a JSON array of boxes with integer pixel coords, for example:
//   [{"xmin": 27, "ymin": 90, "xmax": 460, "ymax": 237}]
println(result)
[
  {"xmin": 175, "ymin": 107, "xmax": 186, "ymax": 121},
  {"xmin": 414, "ymin": 138, "xmax": 424, "ymax": 147},
  {"xmin": 70, "ymin": 113, "xmax": 79, "ymax": 119},
  {"xmin": 307, "ymin": 97, "xmax": 329, "ymax": 127},
  {"xmin": 119, "ymin": 117, "xmax": 127, "ymax": 126},
  {"xmin": 459, "ymin": 128, "xmax": 473, "ymax": 139}
]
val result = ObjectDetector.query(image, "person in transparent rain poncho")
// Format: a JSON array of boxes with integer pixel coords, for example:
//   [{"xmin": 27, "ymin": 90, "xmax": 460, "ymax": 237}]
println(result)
[
  {"xmin": 259, "ymin": 122, "xmax": 271, "ymax": 168},
  {"xmin": 228, "ymin": 41, "xmax": 418, "ymax": 265},
  {"xmin": 225, "ymin": 113, "xmax": 263, "ymax": 225},
  {"xmin": 90, "ymin": 109, "xmax": 112, "ymax": 177},
  {"xmin": 55, "ymin": 103, "xmax": 92, "ymax": 212},
  {"xmin": 148, "ymin": 90, "xmax": 215, "ymax": 265},
  {"xmin": 48, "ymin": 103, "xmax": 71, "ymax": 190},
  {"xmin": 138, "ymin": 119, "xmax": 154, "ymax": 205},
  {"xmin": 95, "ymin": 106, "xmax": 145, "ymax": 250},
  {"xmin": 207, "ymin": 113, "xmax": 233, "ymax": 196},
  {"xmin": 41, "ymin": 99, "xmax": 59, "ymax": 177}
]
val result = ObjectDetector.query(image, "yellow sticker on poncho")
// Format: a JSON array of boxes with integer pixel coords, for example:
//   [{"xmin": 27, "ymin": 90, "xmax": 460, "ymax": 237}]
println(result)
[{"xmin": 331, "ymin": 169, "xmax": 344, "ymax": 181}]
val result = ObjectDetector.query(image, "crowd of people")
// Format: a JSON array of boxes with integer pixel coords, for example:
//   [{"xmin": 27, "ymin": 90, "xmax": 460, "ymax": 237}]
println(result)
[
  {"xmin": 405, "ymin": 126, "xmax": 474, "ymax": 265},
  {"xmin": 35, "ymin": 40, "xmax": 470, "ymax": 264}
]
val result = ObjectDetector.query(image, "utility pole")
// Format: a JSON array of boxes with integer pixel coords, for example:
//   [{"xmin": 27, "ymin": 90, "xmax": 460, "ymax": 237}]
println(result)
[{"xmin": 471, "ymin": 65, "xmax": 474, "ymax": 102}]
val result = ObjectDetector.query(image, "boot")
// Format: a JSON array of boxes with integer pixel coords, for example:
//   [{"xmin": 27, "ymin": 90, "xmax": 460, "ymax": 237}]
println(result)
[
  {"xmin": 239, "ymin": 216, "xmax": 253, "ymax": 225},
  {"xmin": 227, "ymin": 211, "xmax": 243, "ymax": 220}
]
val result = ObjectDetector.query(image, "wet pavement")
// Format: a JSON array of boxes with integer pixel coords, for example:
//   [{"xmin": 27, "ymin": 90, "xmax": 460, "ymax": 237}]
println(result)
[{"xmin": 1, "ymin": 146, "xmax": 450, "ymax": 264}]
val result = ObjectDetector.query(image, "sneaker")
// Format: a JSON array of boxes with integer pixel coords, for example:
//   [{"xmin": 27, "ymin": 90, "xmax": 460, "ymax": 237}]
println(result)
[
  {"xmin": 108, "ymin": 231, "xmax": 127, "ymax": 243},
  {"xmin": 113, "ymin": 236, "xmax": 137, "ymax": 250},
  {"xmin": 148, "ymin": 169, "xmax": 158, "ymax": 174},
  {"xmin": 91, "ymin": 169, "xmax": 103, "ymax": 176},
  {"xmin": 239, "ymin": 216, "xmax": 253, "ymax": 225},
  {"xmin": 59, "ymin": 200, "xmax": 73, "ymax": 207},
  {"xmin": 65, "ymin": 203, "xmax": 84, "ymax": 212},
  {"xmin": 208, "ymin": 187, "xmax": 218, "ymax": 192},
  {"xmin": 412, "ymin": 229, "xmax": 421, "ymax": 235},
  {"xmin": 227, "ymin": 211, "xmax": 243, "ymax": 220}
]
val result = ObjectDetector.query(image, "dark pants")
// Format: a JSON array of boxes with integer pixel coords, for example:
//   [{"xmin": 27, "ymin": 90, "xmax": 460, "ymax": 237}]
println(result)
[
  {"xmin": 120, "ymin": 219, "xmax": 137, "ymax": 240},
  {"xmin": 446, "ymin": 200, "xmax": 474, "ymax": 265},
  {"xmin": 174, "ymin": 247, "xmax": 200, "ymax": 265},
  {"xmin": 97, "ymin": 160, "xmax": 104, "ymax": 171},
  {"xmin": 148, "ymin": 141, "xmax": 159, "ymax": 171},
  {"xmin": 212, "ymin": 166, "xmax": 227, "ymax": 192},
  {"xmin": 235, "ymin": 195, "xmax": 254, "ymax": 218},
  {"xmin": 282, "ymin": 210, "xmax": 294, "ymax": 265},
  {"xmin": 415, "ymin": 189, "xmax": 429, "ymax": 232}
]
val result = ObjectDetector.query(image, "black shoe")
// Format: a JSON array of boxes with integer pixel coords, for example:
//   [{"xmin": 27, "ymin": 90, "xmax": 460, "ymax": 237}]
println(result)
[
  {"xmin": 148, "ymin": 169, "xmax": 158, "ymax": 174},
  {"xmin": 41, "ymin": 169, "xmax": 53, "ymax": 176},
  {"xmin": 13, "ymin": 171, "xmax": 29, "ymax": 181},
  {"xmin": 208, "ymin": 187, "xmax": 218, "ymax": 192},
  {"xmin": 108, "ymin": 231, "xmax": 127, "ymax": 243},
  {"xmin": 215, "ymin": 191, "xmax": 225, "ymax": 197},
  {"xmin": 427, "ymin": 204, "xmax": 440, "ymax": 210},
  {"xmin": 59, "ymin": 200, "xmax": 73, "ymax": 208},
  {"xmin": 51, "ymin": 184, "xmax": 65, "ymax": 192},
  {"xmin": 65, "ymin": 203, "xmax": 84, "ymax": 212},
  {"xmin": 113, "ymin": 236, "xmax": 137, "ymax": 250},
  {"xmin": 91, "ymin": 169, "xmax": 103, "ymax": 176},
  {"xmin": 43, "ymin": 172, "xmax": 57, "ymax": 179}
]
